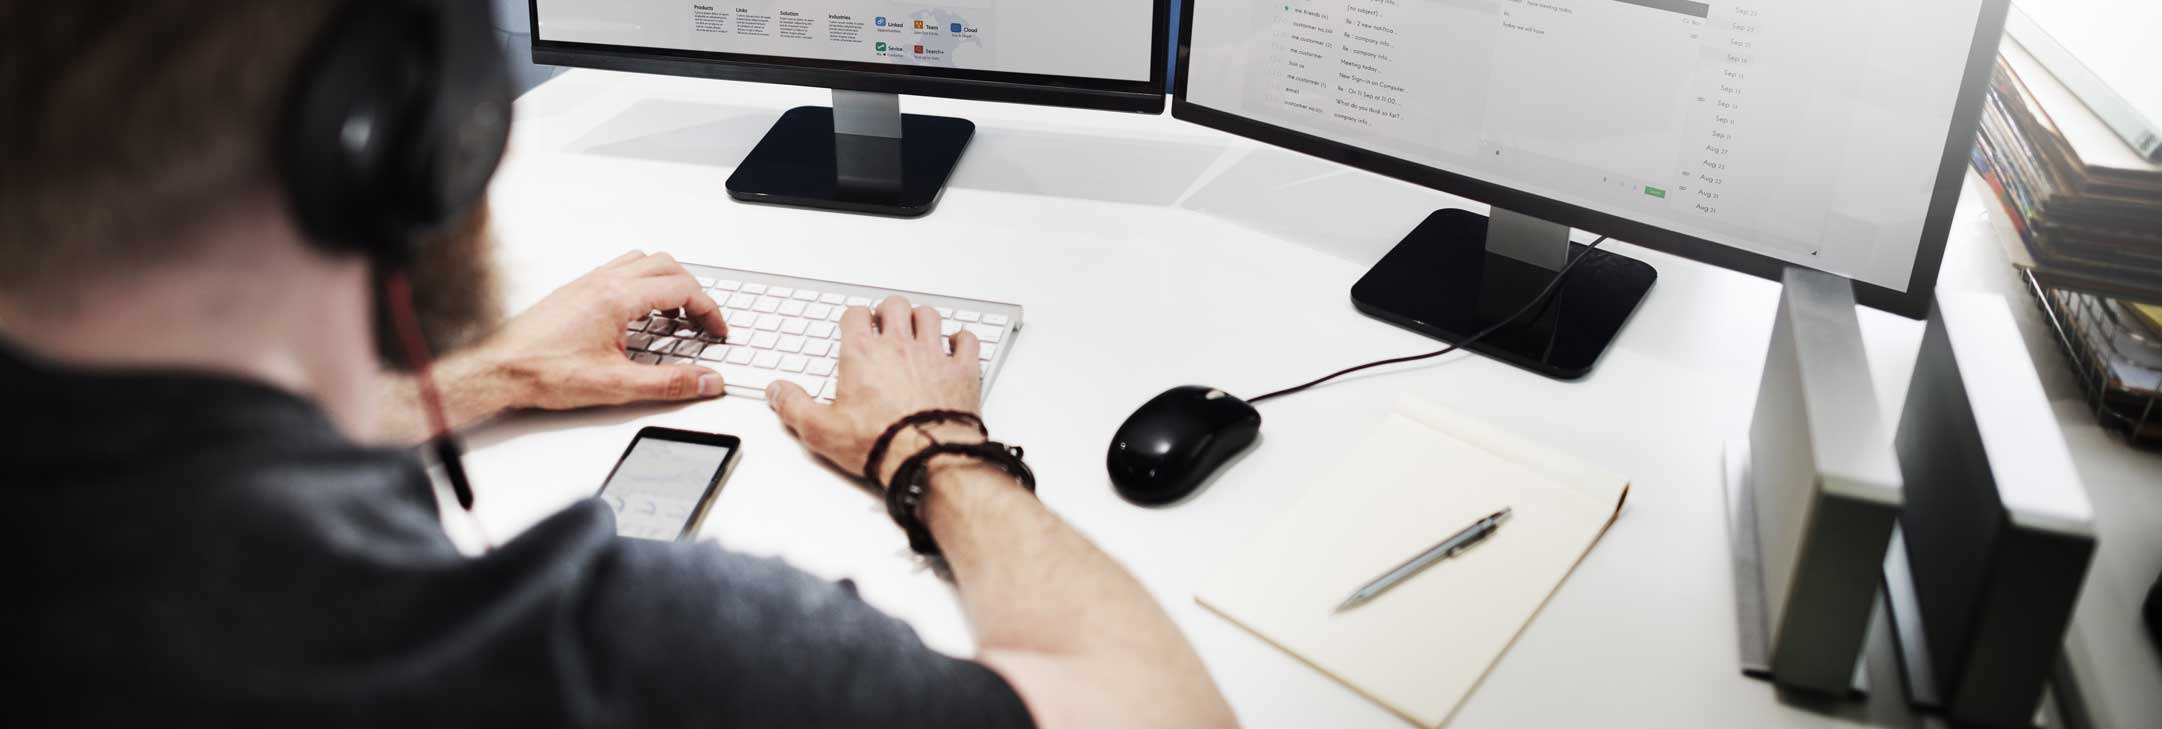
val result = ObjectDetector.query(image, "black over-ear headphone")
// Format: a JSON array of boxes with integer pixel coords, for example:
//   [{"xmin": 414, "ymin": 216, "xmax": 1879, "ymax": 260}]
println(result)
[
  {"xmin": 275, "ymin": 0, "xmax": 512, "ymax": 522},
  {"xmin": 278, "ymin": 0, "xmax": 512, "ymax": 269}
]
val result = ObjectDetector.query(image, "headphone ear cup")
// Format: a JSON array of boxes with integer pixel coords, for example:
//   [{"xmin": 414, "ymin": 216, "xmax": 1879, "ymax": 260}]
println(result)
[
  {"xmin": 280, "ymin": 1, "xmax": 512, "ymax": 267},
  {"xmin": 417, "ymin": 0, "xmax": 514, "ymax": 231},
  {"xmin": 279, "ymin": 2, "xmax": 432, "ymax": 260}
]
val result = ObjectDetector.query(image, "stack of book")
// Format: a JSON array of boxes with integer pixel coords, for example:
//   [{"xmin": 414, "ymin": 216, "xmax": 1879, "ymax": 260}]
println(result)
[{"xmin": 1974, "ymin": 40, "xmax": 2162, "ymax": 444}]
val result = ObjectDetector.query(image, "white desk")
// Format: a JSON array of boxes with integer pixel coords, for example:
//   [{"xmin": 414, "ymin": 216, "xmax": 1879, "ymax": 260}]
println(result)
[{"xmin": 463, "ymin": 70, "xmax": 2162, "ymax": 728}]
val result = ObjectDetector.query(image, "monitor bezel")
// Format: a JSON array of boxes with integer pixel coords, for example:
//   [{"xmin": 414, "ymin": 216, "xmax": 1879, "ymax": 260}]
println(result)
[
  {"xmin": 528, "ymin": 1, "xmax": 1172, "ymax": 114},
  {"xmin": 1171, "ymin": 0, "xmax": 2013, "ymax": 319}
]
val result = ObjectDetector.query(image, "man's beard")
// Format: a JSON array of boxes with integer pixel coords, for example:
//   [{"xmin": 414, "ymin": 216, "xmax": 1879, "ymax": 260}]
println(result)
[{"xmin": 373, "ymin": 205, "xmax": 502, "ymax": 372}]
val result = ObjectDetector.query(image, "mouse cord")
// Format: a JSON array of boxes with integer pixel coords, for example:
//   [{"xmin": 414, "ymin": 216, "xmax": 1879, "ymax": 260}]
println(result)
[{"xmin": 1245, "ymin": 235, "xmax": 1609, "ymax": 406}]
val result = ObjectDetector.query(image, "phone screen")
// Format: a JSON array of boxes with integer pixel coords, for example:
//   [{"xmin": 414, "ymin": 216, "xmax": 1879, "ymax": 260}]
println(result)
[{"xmin": 599, "ymin": 435, "xmax": 736, "ymax": 541}]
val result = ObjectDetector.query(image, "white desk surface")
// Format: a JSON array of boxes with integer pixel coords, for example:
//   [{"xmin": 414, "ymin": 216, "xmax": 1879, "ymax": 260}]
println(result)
[{"xmin": 463, "ymin": 69, "xmax": 2162, "ymax": 728}]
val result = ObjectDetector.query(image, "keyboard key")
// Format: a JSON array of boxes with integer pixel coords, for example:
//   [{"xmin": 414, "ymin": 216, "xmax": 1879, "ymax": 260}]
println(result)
[
  {"xmin": 728, "ymin": 293, "xmax": 757, "ymax": 308},
  {"xmin": 846, "ymin": 296, "xmax": 872, "ymax": 307},
  {"xmin": 672, "ymin": 340, "xmax": 705, "ymax": 357},
  {"xmin": 780, "ymin": 354, "xmax": 809, "ymax": 373},
  {"xmin": 965, "ymin": 323, "xmax": 1004, "ymax": 343},
  {"xmin": 714, "ymin": 280, "xmax": 741, "ymax": 291},
  {"xmin": 646, "ymin": 337, "xmax": 679, "ymax": 353},
  {"xmin": 980, "ymin": 343, "xmax": 997, "ymax": 361},
  {"xmin": 756, "ymin": 314, "xmax": 783, "ymax": 331},
  {"xmin": 751, "ymin": 332, "xmax": 779, "ymax": 349},
  {"xmin": 819, "ymin": 293, "xmax": 845, "ymax": 305},
  {"xmin": 980, "ymin": 361, "xmax": 991, "ymax": 376},
  {"xmin": 819, "ymin": 380, "xmax": 838, "ymax": 401},
  {"xmin": 828, "ymin": 307, "xmax": 845, "ymax": 322},
  {"xmin": 805, "ymin": 303, "xmax": 832, "ymax": 320},
  {"xmin": 672, "ymin": 328, "xmax": 700, "ymax": 339},
  {"xmin": 809, "ymin": 358, "xmax": 836, "ymax": 376},
  {"xmin": 699, "ymin": 346, "xmax": 730, "ymax": 362},
  {"xmin": 726, "ymin": 329, "xmax": 753, "ymax": 346},
  {"xmin": 780, "ymin": 372, "xmax": 824, "ymax": 392},
  {"xmin": 753, "ymin": 351, "xmax": 782, "ymax": 369},
  {"xmin": 803, "ymin": 340, "xmax": 833, "ymax": 357},
  {"xmin": 726, "ymin": 348, "xmax": 755, "ymax": 365},
  {"xmin": 626, "ymin": 333, "xmax": 656, "ymax": 351},
  {"xmin": 663, "ymin": 355, "xmax": 694, "ymax": 366},
  {"xmin": 810, "ymin": 321, "xmax": 838, "ymax": 339},
  {"xmin": 955, "ymin": 310, "xmax": 982, "ymax": 323},
  {"xmin": 696, "ymin": 277, "xmax": 715, "ymax": 287},
  {"xmin": 941, "ymin": 320, "xmax": 963, "ymax": 337},
  {"xmin": 779, "ymin": 300, "xmax": 807, "ymax": 317},
  {"xmin": 936, "ymin": 307, "xmax": 953, "ymax": 317},
  {"xmin": 777, "ymin": 335, "xmax": 805, "ymax": 353},
  {"xmin": 793, "ymin": 289, "xmax": 819, "ymax": 301},
  {"xmin": 768, "ymin": 286, "xmax": 793, "ymax": 298},
  {"xmin": 780, "ymin": 319, "xmax": 809, "ymax": 335},
  {"xmin": 727, "ymin": 310, "xmax": 757, "ymax": 328},
  {"xmin": 753, "ymin": 296, "xmax": 781, "ymax": 313},
  {"xmin": 718, "ymin": 365, "xmax": 778, "ymax": 391},
  {"xmin": 741, "ymin": 283, "xmax": 767, "ymax": 295},
  {"xmin": 983, "ymin": 314, "xmax": 1010, "ymax": 326},
  {"xmin": 633, "ymin": 352, "xmax": 661, "ymax": 365}
]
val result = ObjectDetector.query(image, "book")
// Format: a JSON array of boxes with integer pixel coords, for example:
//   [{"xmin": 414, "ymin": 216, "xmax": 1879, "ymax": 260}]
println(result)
[{"xmin": 1195, "ymin": 396, "xmax": 1628, "ymax": 728}]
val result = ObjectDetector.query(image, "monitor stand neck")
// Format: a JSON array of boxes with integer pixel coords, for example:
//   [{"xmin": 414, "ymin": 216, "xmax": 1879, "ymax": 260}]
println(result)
[
  {"xmin": 832, "ymin": 91, "xmax": 904, "ymax": 201},
  {"xmin": 1486, "ymin": 206, "xmax": 1570, "ymax": 271},
  {"xmin": 725, "ymin": 90, "xmax": 977, "ymax": 217}
]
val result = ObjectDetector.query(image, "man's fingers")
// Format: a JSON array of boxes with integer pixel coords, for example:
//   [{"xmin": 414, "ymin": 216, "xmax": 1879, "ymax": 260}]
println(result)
[
  {"xmin": 839, "ymin": 306, "xmax": 876, "ymax": 340},
  {"xmin": 767, "ymin": 381, "xmax": 837, "ymax": 442},
  {"xmin": 951, "ymin": 327, "xmax": 981, "ymax": 363},
  {"xmin": 876, "ymin": 296, "xmax": 915, "ymax": 339},
  {"xmin": 621, "ymin": 275, "xmax": 729, "ymax": 335},
  {"xmin": 911, "ymin": 306, "xmax": 942, "ymax": 346},
  {"xmin": 623, "ymin": 364, "xmax": 725, "ymax": 402}
]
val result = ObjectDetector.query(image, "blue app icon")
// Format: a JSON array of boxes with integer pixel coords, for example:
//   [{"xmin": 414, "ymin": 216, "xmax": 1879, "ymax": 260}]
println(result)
[
  {"xmin": 950, "ymin": 22, "xmax": 964, "ymax": 33},
  {"xmin": 874, "ymin": 17, "xmax": 886, "ymax": 27}
]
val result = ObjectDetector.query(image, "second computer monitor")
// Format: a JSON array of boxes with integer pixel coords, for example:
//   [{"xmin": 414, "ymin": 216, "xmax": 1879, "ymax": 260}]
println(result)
[
  {"xmin": 531, "ymin": 1, "xmax": 1169, "ymax": 216},
  {"xmin": 1176, "ymin": 0, "xmax": 2010, "ymax": 376}
]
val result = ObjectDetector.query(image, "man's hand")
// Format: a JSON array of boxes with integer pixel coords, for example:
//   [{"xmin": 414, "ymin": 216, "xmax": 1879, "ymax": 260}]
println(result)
[
  {"xmin": 477, "ymin": 250, "xmax": 731, "ymax": 408},
  {"xmin": 767, "ymin": 296, "xmax": 985, "ymax": 485},
  {"xmin": 374, "ymin": 251, "xmax": 731, "ymax": 444}
]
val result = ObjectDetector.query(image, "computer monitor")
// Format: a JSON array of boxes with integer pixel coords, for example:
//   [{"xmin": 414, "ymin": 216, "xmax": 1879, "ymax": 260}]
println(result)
[
  {"xmin": 530, "ymin": 1, "xmax": 1170, "ymax": 216},
  {"xmin": 1175, "ymin": 0, "xmax": 2011, "ymax": 379}
]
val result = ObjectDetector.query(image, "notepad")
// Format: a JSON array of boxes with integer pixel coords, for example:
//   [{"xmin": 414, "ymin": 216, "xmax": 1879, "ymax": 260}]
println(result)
[{"xmin": 1196, "ymin": 396, "xmax": 1629, "ymax": 728}]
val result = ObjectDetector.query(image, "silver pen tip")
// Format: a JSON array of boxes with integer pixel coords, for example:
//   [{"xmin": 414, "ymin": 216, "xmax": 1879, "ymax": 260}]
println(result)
[{"xmin": 1334, "ymin": 594, "xmax": 1367, "ymax": 613}]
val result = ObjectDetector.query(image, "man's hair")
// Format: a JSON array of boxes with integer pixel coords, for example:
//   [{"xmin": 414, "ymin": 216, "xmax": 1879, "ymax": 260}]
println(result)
[{"xmin": 0, "ymin": 2, "xmax": 342, "ymax": 288}]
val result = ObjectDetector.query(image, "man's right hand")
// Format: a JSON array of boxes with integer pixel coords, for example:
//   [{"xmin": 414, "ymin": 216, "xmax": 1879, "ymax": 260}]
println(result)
[{"xmin": 766, "ymin": 295, "xmax": 986, "ymax": 485}]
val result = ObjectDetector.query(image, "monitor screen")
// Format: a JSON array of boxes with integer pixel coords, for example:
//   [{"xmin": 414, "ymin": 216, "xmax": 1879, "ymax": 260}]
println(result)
[
  {"xmin": 535, "ymin": 1, "xmax": 1158, "ymax": 84},
  {"xmin": 1182, "ymin": 0, "xmax": 1992, "ymax": 295}
]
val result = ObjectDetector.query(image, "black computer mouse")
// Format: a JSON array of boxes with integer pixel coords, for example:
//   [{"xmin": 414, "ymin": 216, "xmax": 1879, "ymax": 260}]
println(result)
[{"xmin": 1107, "ymin": 386, "xmax": 1263, "ymax": 506}]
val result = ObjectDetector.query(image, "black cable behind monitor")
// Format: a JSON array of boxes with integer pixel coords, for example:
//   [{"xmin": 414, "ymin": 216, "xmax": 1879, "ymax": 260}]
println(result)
[{"xmin": 1246, "ymin": 236, "xmax": 1610, "ymax": 405}]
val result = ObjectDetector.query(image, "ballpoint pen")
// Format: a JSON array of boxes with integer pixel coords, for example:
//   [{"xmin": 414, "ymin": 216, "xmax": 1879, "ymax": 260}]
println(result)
[{"xmin": 1335, "ymin": 507, "xmax": 1513, "ymax": 613}]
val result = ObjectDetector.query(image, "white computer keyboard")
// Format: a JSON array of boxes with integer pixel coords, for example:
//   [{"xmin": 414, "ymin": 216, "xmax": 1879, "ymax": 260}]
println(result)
[{"xmin": 624, "ymin": 263, "xmax": 1022, "ymax": 402}]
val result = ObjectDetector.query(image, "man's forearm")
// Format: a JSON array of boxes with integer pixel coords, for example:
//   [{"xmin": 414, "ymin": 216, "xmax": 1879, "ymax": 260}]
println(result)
[
  {"xmin": 371, "ymin": 348, "xmax": 523, "ymax": 446},
  {"xmin": 923, "ymin": 457, "xmax": 1236, "ymax": 728}
]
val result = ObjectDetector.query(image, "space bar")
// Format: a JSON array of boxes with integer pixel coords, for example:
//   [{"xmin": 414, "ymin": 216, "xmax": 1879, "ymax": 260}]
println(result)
[{"xmin": 716, "ymin": 365, "xmax": 821, "ymax": 398}]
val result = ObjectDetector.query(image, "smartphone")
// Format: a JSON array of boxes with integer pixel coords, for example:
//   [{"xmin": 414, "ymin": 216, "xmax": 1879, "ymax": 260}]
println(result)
[{"xmin": 596, "ymin": 427, "xmax": 742, "ymax": 542}]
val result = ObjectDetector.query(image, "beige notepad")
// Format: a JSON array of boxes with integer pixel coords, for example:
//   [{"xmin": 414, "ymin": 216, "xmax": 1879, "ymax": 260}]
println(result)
[{"xmin": 1196, "ymin": 396, "xmax": 1629, "ymax": 728}]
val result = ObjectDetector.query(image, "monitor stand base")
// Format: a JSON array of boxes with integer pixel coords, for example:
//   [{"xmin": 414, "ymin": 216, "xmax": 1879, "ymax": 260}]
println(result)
[
  {"xmin": 1350, "ymin": 208, "xmax": 1657, "ymax": 380},
  {"xmin": 727, "ymin": 91, "xmax": 973, "ymax": 217}
]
